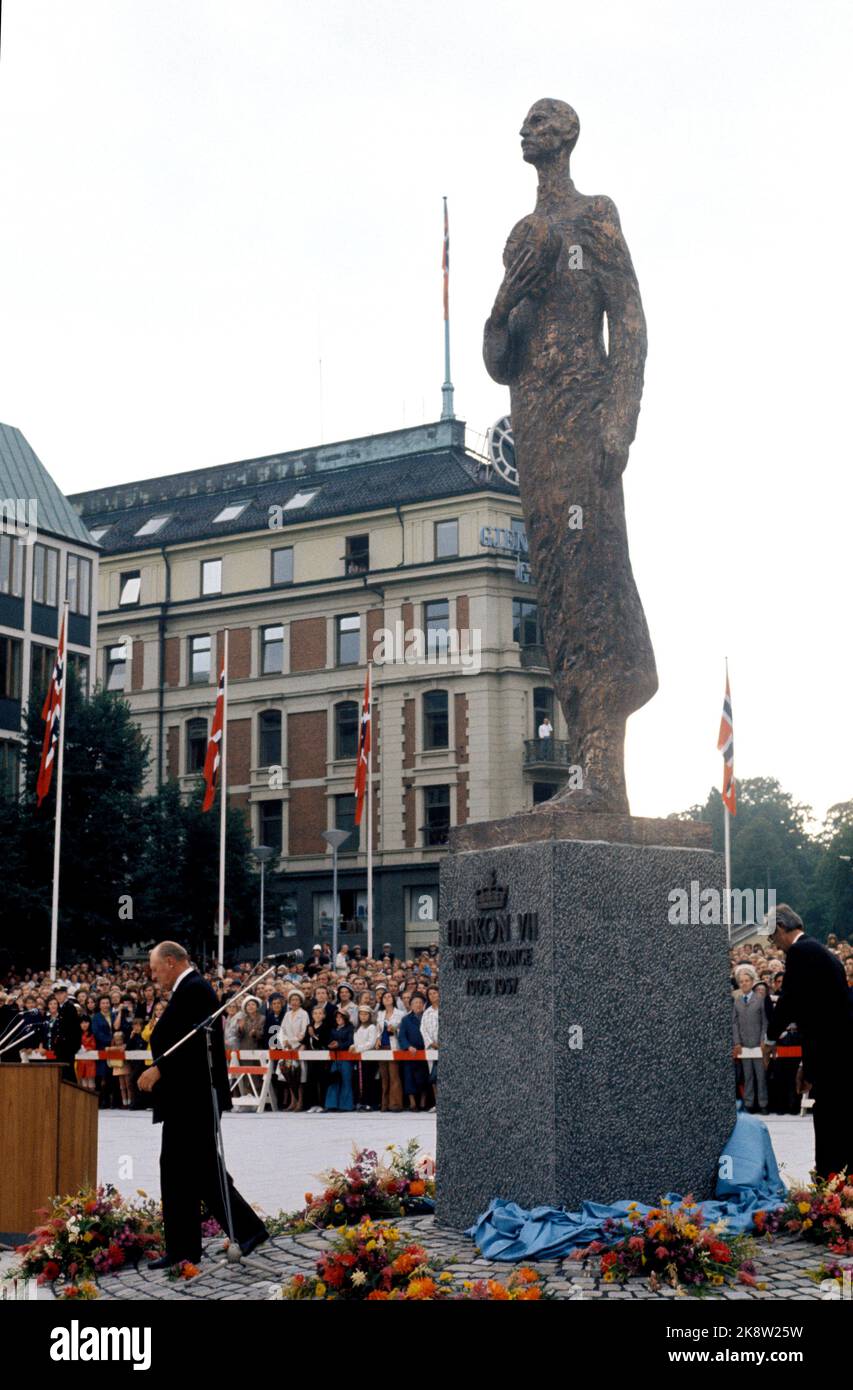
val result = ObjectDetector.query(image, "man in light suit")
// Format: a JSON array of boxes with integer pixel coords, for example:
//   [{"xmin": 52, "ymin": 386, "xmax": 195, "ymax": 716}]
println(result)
[
  {"xmin": 732, "ymin": 964, "xmax": 768, "ymax": 1114},
  {"xmin": 137, "ymin": 941, "xmax": 268, "ymax": 1268}
]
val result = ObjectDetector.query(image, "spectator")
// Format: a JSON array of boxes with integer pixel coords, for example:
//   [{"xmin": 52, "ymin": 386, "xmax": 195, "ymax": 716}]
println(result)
[
  {"xmin": 353, "ymin": 1005, "xmax": 380, "ymax": 1110},
  {"xmin": 732, "ymin": 965, "xmax": 769, "ymax": 1115},
  {"xmin": 303, "ymin": 1004, "xmax": 332, "ymax": 1113},
  {"xmin": 324, "ymin": 1008, "xmax": 355, "ymax": 1112},
  {"xmin": 279, "ymin": 991, "xmax": 309, "ymax": 1111},
  {"xmin": 376, "ymin": 989, "xmax": 404, "ymax": 1112},
  {"xmin": 399, "ymin": 994, "xmax": 430, "ymax": 1111},
  {"xmin": 76, "ymin": 1017, "xmax": 98, "ymax": 1092}
]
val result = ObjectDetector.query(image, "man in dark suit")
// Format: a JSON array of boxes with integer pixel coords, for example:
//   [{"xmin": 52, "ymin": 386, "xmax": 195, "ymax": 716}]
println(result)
[
  {"xmin": 766, "ymin": 904, "xmax": 853, "ymax": 1180},
  {"xmin": 137, "ymin": 941, "xmax": 268, "ymax": 1268},
  {"xmin": 53, "ymin": 987, "xmax": 82, "ymax": 1083}
]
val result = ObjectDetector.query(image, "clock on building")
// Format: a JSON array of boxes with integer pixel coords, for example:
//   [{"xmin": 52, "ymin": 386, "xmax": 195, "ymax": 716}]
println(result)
[{"xmin": 487, "ymin": 416, "xmax": 518, "ymax": 487}]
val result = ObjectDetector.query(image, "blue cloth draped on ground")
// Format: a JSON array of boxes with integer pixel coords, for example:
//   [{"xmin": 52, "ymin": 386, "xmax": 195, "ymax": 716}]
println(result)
[{"xmin": 466, "ymin": 1113, "xmax": 787, "ymax": 1262}]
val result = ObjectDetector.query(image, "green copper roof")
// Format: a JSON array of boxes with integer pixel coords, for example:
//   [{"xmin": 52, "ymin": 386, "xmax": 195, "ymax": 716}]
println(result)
[{"xmin": 0, "ymin": 422, "xmax": 97, "ymax": 548}]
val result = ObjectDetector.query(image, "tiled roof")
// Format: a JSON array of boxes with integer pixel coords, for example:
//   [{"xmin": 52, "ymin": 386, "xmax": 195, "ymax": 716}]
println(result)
[
  {"xmin": 70, "ymin": 435, "xmax": 516, "ymax": 555},
  {"xmin": 0, "ymin": 423, "xmax": 98, "ymax": 548}
]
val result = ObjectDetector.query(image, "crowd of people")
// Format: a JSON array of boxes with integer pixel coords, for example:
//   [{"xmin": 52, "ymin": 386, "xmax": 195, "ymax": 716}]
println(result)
[
  {"xmin": 0, "ymin": 941, "xmax": 440, "ymax": 1115},
  {"xmin": 729, "ymin": 931, "xmax": 853, "ymax": 1116}
]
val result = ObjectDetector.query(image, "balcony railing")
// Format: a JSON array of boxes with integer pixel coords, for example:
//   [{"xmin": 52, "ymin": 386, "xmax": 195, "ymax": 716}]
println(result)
[
  {"xmin": 523, "ymin": 737, "xmax": 575, "ymax": 769},
  {"xmin": 519, "ymin": 643, "xmax": 548, "ymax": 669}
]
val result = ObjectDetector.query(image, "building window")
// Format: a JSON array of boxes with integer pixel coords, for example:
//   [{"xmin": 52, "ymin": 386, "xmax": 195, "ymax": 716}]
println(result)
[
  {"xmin": 334, "ymin": 700, "xmax": 359, "ymax": 759},
  {"xmin": 190, "ymin": 635, "xmax": 211, "ymax": 684},
  {"xmin": 66, "ymin": 554, "xmax": 92, "ymax": 616},
  {"xmin": 67, "ymin": 652, "xmax": 89, "ymax": 691},
  {"xmin": 259, "ymin": 801, "xmax": 283, "ymax": 854},
  {"xmin": 0, "ymin": 740, "xmax": 19, "ymax": 798},
  {"xmin": 271, "ymin": 547, "xmax": 294, "ymax": 586},
  {"xmin": 345, "ymin": 534, "xmax": 369, "ymax": 576},
  {"xmin": 134, "ymin": 515, "xmax": 170, "ymax": 537},
  {"xmin": 186, "ymin": 718, "xmax": 208, "ymax": 773},
  {"xmin": 336, "ymin": 614, "xmax": 360, "ymax": 666},
  {"xmin": 512, "ymin": 598, "xmax": 541, "ymax": 647},
  {"xmin": 0, "ymin": 637, "xmax": 23, "ymax": 700},
  {"xmin": 335, "ymin": 793, "xmax": 359, "ymax": 852},
  {"xmin": 33, "ymin": 544, "xmax": 59, "ymax": 606},
  {"xmin": 423, "ymin": 690, "xmax": 449, "ymax": 750},
  {"xmin": 261, "ymin": 624, "xmax": 284, "ymax": 675},
  {"xmin": 435, "ymin": 519, "xmax": 459, "ymax": 559},
  {"xmin": 105, "ymin": 643, "xmax": 128, "ymax": 692},
  {"xmin": 88, "ymin": 525, "xmax": 110, "ymax": 544},
  {"xmin": 423, "ymin": 785, "xmax": 450, "ymax": 847},
  {"xmin": 282, "ymin": 490, "xmax": 316, "ymax": 511},
  {"xmin": 119, "ymin": 571, "xmax": 141, "ymax": 606},
  {"xmin": 0, "ymin": 534, "xmax": 24, "ymax": 597},
  {"xmin": 201, "ymin": 559, "xmax": 222, "ymax": 596},
  {"xmin": 533, "ymin": 687, "xmax": 554, "ymax": 735},
  {"xmin": 533, "ymin": 782, "xmax": 559, "ymax": 805},
  {"xmin": 258, "ymin": 710, "xmax": 282, "ymax": 767},
  {"xmin": 212, "ymin": 502, "xmax": 248, "ymax": 524},
  {"xmin": 424, "ymin": 600, "xmax": 450, "ymax": 657},
  {"xmin": 30, "ymin": 644, "xmax": 54, "ymax": 701}
]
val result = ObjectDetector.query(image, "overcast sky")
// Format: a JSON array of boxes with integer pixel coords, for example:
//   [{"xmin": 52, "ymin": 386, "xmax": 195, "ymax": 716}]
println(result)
[{"xmin": 1, "ymin": 0, "xmax": 850, "ymax": 827}]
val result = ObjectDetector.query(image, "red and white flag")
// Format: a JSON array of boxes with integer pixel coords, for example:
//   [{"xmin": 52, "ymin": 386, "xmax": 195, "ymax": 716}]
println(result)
[
  {"xmin": 202, "ymin": 663, "xmax": 226, "ymax": 812},
  {"xmin": 353, "ymin": 665, "xmax": 371, "ymax": 825},
  {"xmin": 717, "ymin": 670, "xmax": 736, "ymax": 816},
  {"xmin": 36, "ymin": 610, "xmax": 67, "ymax": 807}
]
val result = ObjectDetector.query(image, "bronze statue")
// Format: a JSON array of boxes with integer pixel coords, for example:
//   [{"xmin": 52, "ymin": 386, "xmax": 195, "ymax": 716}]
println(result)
[{"xmin": 484, "ymin": 98, "xmax": 657, "ymax": 815}]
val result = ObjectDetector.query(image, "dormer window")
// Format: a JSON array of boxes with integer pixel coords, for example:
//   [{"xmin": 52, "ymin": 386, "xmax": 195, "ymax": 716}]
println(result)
[
  {"xmin": 134, "ymin": 515, "xmax": 170, "ymax": 537},
  {"xmin": 212, "ymin": 503, "xmax": 248, "ymax": 523}
]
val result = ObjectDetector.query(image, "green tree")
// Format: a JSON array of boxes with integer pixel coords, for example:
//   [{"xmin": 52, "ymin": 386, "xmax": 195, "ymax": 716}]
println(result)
[{"xmin": 811, "ymin": 801, "xmax": 853, "ymax": 940}]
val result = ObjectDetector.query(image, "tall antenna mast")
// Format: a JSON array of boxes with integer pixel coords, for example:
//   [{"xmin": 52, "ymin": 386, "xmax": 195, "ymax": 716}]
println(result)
[{"xmin": 441, "ymin": 196, "xmax": 455, "ymax": 420}]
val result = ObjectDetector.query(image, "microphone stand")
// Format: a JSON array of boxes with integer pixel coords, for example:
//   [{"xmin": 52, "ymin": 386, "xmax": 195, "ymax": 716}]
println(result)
[{"xmin": 150, "ymin": 956, "xmax": 294, "ymax": 1275}]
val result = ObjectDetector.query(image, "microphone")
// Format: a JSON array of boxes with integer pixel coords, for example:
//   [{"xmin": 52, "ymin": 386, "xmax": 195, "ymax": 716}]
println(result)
[{"xmin": 264, "ymin": 950, "xmax": 304, "ymax": 964}]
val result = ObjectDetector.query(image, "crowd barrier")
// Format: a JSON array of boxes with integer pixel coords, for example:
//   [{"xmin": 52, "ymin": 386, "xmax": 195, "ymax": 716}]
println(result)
[{"xmin": 37, "ymin": 1048, "xmax": 439, "ymax": 1064}]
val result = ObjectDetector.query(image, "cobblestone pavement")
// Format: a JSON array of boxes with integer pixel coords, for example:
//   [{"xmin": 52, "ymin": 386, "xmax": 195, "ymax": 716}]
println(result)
[{"xmin": 89, "ymin": 1217, "xmax": 826, "ymax": 1302}]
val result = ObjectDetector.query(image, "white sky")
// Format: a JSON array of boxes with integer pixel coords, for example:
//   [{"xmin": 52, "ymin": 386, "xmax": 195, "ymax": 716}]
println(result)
[{"xmin": 0, "ymin": 0, "xmax": 850, "ymax": 824}]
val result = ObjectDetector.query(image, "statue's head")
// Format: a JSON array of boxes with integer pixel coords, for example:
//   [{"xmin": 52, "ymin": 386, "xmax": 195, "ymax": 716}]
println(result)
[{"xmin": 520, "ymin": 99, "xmax": 580, "ymax": 165}]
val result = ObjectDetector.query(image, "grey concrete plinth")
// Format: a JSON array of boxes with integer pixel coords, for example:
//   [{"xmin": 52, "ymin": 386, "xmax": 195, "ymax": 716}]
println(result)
[{"xmin": 436, "ymin": 835, "xmax": 735, "ymax": 1228}]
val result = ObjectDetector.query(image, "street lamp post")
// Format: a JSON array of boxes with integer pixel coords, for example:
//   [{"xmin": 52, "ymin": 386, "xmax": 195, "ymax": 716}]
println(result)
[
  {"xmin": 251, "ymin": 845, "xmax": 275, "ymax": 963},
  {"xmin": 321, "ymin": 829, "xmax": 350, "ymax": 964}
]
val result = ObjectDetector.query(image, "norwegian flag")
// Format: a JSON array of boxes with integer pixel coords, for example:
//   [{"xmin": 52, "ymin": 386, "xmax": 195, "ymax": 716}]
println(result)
[
  {"xmin": 442, "ymin": 197, "xmax": 450, "ymax": 322},
  {"xmin": 353, "ymin": 664, "xmax": 371, "ymax": 825},
  {"xmin": 36, "ymin": 610, "xmax": 67, "ymax": 807},
  {"xmin": 717, "ymin": 669, "xmax": 736, "ymax": 816},
  {"xmin": 202, "ymin": 663, "xmax": 226, "ymax": 812}
]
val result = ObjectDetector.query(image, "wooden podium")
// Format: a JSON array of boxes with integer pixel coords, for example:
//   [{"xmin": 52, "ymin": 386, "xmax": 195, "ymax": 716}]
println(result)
[{"xmin": 0, "ymin": 1064, "xmax": 98, "ymax": 1244}]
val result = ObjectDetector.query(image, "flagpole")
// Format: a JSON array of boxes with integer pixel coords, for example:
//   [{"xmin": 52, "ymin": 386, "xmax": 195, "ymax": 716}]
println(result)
[
  {"xmin": 217, "ymin": 629, "xmax": 229, "ymax": 978},
  {"xmin": 441, "ymin": 197, "xmax": 454, "ymax": 420},
  {"xmin": 723, "ymin": 804, "xmax": 732, "ymax": 944},
  {"xmin": 49, "ymin": 603, "xmax": 69, "ymax": 982},
  {"xmin": 366, "ymin": 661, "xmax": 373, "ymax": 960}
]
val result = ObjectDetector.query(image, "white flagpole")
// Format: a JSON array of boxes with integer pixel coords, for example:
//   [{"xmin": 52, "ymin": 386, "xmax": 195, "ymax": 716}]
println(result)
[
  {"xmin": 366, "ymin": 661, "xmax": 373, "ymax": 960},
  {"xmin": 217, "ymin": 629, "xmax": 228, "ymax": 978},
  {"xmin": 49, "ymin": 603, "xmax": 70, "ymax": 982}
]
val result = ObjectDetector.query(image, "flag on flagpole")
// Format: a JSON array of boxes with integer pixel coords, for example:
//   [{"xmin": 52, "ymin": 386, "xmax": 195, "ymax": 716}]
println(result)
[
  {"xmin": 202, "ymin": 663, "xmax": 226, "ymax": 812},
  {"xmin": 717, "ymin": 670, "xmax": 736, "ymax": 816},
  {"xmin": 442, "ymin": 197, "xmax": 450, "ymax": 322},
  {"xmin": 354, "ymin": 665, "xmax": 371, "ymax": 825},
  {"xmin": 36, "ymin": 609, "xmax": 67, "ymax": 806}
]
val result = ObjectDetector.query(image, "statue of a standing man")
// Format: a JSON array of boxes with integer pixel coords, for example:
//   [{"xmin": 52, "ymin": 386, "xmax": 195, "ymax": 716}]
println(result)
[{"xmin": 484, "ymin": 98, "xmax": 657, "ymax": 815}]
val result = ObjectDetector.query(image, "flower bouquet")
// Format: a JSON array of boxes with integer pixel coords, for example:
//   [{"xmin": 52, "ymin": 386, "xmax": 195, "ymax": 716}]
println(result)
[
  {"xmin": 278, "ymin": 1217, "xmax": 549, "ymax": 1300},
  {"xmin": 568, "ymin": 1197, "xmax": 761, "ymax": 1293},
  {"xmin": 779, "ymin": 1171, "xmax": 853, "ymax": 1256},
  {"xmin": 270, "ymin": 1141, "xmax": 435, "ymax": 1232},
  {"xmin": 6, "ymin": 1185, "xmax": 164, "ymax": 1299}
]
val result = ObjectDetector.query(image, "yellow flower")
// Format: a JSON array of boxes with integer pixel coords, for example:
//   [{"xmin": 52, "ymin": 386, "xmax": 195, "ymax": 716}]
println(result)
[
  {"xmin": 462, "ymin": 1280, "xmax": 473, "ymax": 1289},
  {"xmin": 802, "ymin": 1219, "xmax": 813, "ymax": 1230},
  {"xmin": 82, "ymin": 1232, "xmax": 94, "ymax": 1243},
  {"xmin": 366, "ymin": 1241, "xmax": 377, "ymax": 1252},
  {"xmin": 334, "ymin": 1203, "xmax": 344, "ymax": 1214},
  {"xmin": 798, "ymin": 1202, "xmax": 810, "ymax": 1215},
  {"xmin": 136, "ymin": 1189, "xmax": 148, "ymax": 1198},
  {"xmin": 711, "ymin": 1274, "xmax": 724, "ymax": 1286},
  {"xmin": 315, "ymin": 1281, "xmax": 326, "ymax": 1297},
  {"xmin": 683, "ymin": 1224, "xmax": 699, "ymax": 1240},
  {"xmin": 603, "ymin": 1271, "xmax": 616, "ymax": 1283},
  {"xmin": 439, "ymin": 1272, "xmax": 453, "ymax": 1282},
  {"xmin": 661, "ymin": 1198, "xmax": 672, "ymax": 1207}
]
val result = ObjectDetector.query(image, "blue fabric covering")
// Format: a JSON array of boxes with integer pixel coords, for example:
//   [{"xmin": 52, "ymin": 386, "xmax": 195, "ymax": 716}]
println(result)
[{"xmin": 465, "ymin": 1112, "xmax": 787, "ymax": 1262}]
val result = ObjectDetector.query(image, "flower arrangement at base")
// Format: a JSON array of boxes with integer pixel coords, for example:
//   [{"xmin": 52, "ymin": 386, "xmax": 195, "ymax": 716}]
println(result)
[
  {"xmin": 270, "ymin": 1141, "xmax": 435, "ymax": 1233},
  {"xmin": 778, "ymin": 1172, "xmax": 853, "ymax": 1256},
  {"xmin": 568, "ymin": 1197, "xmax": 762, "ymax": 1293},
  {"xmin": 165, "ymin": 1260, "xmax": 201, "ymax": 1282},
  {"xmin": 278, "ymin": 1218, "xmax": 550, "ymax": 1300},
  {"xmin": 6, "ymin": 1185, "xmax": 164, "ymax": 1297},
  {"xmin": 807, "ymin": 1257, "xmax": 853, "ymax": 1296}
]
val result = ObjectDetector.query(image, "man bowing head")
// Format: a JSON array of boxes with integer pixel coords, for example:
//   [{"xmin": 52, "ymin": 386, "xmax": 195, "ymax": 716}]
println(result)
[{"xmin": 137, "ymin": 942, "xmax": 268, "ymax": 1268}]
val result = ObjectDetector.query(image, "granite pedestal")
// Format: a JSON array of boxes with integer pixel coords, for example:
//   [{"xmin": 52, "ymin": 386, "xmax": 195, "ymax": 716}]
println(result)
[{"xmin": 435, "ymin": 817, "xmax": 735, "ymax": 1229}]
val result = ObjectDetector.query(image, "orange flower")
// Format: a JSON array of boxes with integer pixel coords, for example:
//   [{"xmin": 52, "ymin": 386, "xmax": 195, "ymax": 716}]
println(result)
[
  {"xmin": 393, "ymin": 1252, "xmax": 419, "ymax": 1276},
  {"xmin": 367, "ymin": 1290, "xmax": 390, "ymax": 1300},
  {"xmin": 515, "ymin": 1286, "xmax": 542, "ymax": 1300},
  {"xmin": 486, "ymin": 1279, "xmax": 510, "ymax": 1300},
  {"xmin": 181, "ymin": 1263, "xmax": 200, "ymax": 1279},
  {"xmin": 408, "ymin": 1180, "xmax": 426, "ymax": 1197},
  {"xmin": 405, "ymin": 1277, "xmax": 437, "ymax": 1300}
]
